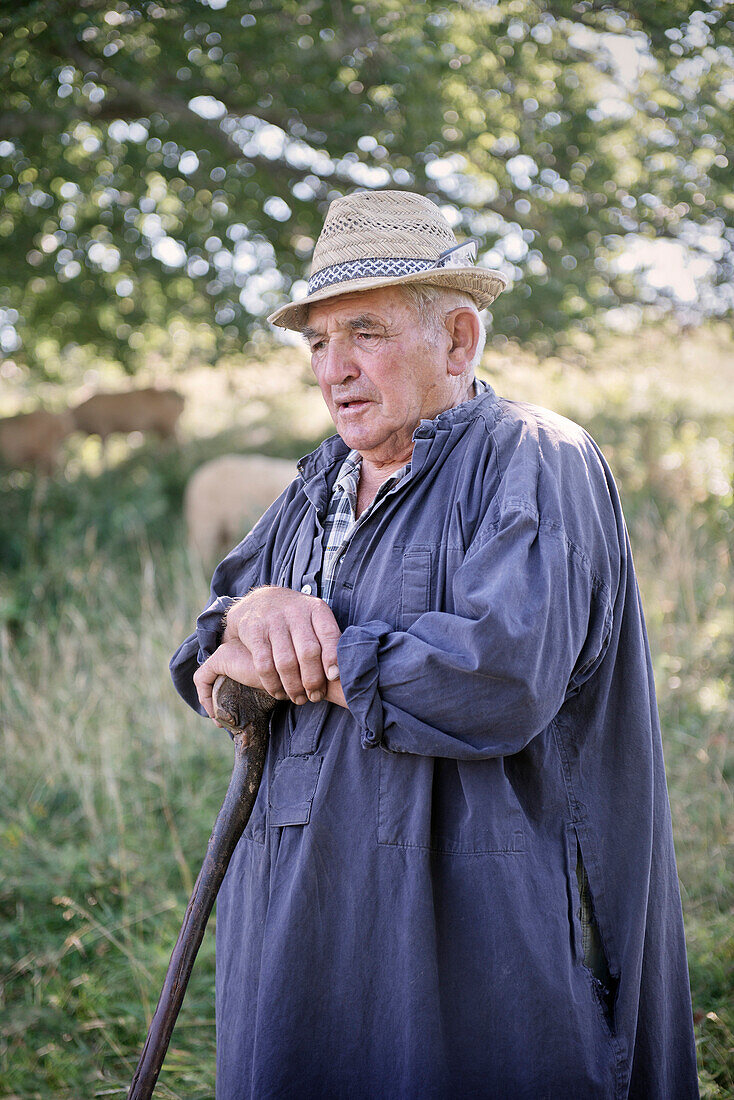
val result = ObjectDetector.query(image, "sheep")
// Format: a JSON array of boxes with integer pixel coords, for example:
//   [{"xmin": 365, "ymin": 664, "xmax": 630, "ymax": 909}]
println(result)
[
  {"xmin": 0, "ymin": 409, "xmax": 74, "ymax": 472},
  {"xmin": 185, "ymin": 453, "xmax": 297, "ymax": 563},
  {"xmin": 70, "ymin": 387, "xmax": 184, "ymax": 440}
]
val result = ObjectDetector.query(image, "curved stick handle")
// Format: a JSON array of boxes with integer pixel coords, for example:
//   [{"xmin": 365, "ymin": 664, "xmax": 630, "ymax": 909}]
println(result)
[{"xmin": 128, "ymin": 677, "xmax": 276, "ymax": 1100}]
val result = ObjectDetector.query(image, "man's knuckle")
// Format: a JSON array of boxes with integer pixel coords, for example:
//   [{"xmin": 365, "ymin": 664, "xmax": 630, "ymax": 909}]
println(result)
[
  {"xmin": 252, "ymin": 651, "xmax": 275, "ymax": 674},
  {"xmin": 243, "ymin": 621, "xmax": 266, "ymax": 644},
  {"xmin": 300, "ymin": 643, "xmax": 322, "ymax": 662},
  {"xmin": 277, "ymin": 655, "xmax": 300, "ymax": 674},
  {"xmin": 302, "ymin": 674, "xmax": 325, "ymax": 694}
]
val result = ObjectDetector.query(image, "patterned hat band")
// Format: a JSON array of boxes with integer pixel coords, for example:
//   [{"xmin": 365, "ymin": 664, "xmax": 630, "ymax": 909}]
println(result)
[
  {"xmin": 268, "ymin": 190, "xmax": 509, "ymax": 330},
  {"xmin": 308, "ymin": 240, "xmax": 478, "ymax": 296}
]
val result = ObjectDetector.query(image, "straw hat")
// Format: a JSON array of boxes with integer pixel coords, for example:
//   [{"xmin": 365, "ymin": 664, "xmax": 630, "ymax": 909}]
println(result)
[{"xmin": 267, "ymin": 190, "xmax": 508, "ymax": 331}]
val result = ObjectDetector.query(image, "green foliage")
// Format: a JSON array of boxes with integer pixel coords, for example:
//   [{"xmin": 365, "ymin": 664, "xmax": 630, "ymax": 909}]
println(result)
[
  {"xmin": 0, "ymin": 325, "xmax": 732, "ymax": 1095},
  {"xmin": 0, "ymin": 0, "xmax": 731, "ymax": 376},
  {"xmin": 0, "ymin": 547, "xmax": 231, "ymax": 1096}
]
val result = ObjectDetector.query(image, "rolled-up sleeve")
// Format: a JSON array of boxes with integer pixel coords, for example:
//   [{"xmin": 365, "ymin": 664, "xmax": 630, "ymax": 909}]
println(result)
[
  {"xmin": 338, "ymin": 503, "xmax": 614, "ymax": 759},
  {"xmin": 169, "ymin": 594, "xmax": 241, "ymax": 715}
]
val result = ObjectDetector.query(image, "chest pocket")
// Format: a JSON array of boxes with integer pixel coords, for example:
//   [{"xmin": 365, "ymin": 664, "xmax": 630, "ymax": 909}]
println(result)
[
  {"xmin": 269, "ymin": 755, "xmax": 323, "ymax": 827},
  {"xmin": 399, "ymin": 547, "xmax": 433, "ymax": 629},
  {"xmin": 267, "ymin": 706, "xmax": 327, "ymax": 828}
]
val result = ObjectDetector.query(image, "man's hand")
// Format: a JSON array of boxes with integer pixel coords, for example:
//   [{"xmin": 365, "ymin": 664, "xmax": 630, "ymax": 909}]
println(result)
[
  {"xmin": 194, "ymin": 640, "xmax": 264, "ymax": 725},
  {"xmin": 194, "ymin": 637, "xmax": 347, "ymax": 724},
  {"xmin": 221, "ymin": 586, "xmax": 343, "ymax": 706}
]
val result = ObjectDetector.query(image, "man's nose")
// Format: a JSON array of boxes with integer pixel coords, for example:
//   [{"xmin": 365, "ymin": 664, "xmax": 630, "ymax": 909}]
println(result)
[{"xmin": 321, "ymin": 337, "xmax": 359, "ymax": 386}]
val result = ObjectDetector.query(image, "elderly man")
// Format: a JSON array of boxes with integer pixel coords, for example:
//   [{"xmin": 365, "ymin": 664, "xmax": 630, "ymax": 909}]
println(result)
[{"xmin": 171, "ymin": 191, "xmax": 698, "ymax": 1098}]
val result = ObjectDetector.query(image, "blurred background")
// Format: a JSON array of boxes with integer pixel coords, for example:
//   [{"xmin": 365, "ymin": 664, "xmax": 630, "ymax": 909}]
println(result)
[{"xmin": 0, "ymin": 2, "xmax": 731, "ymax": 1096}]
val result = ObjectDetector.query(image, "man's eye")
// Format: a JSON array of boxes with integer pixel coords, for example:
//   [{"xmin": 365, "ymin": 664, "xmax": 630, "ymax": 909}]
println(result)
[
  {"xmin": 310, "ymin": 340, "xmax": 326, "ymax": 353},
  {"xmin": 356, "ymin": 331, "xmax": 379, "ymax": 341}
]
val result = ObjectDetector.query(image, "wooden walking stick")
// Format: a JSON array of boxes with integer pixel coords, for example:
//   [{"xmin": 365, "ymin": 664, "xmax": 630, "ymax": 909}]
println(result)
[{"xmin": 128, "ymin": 676, "xmax": 277, "ymax": 1100}]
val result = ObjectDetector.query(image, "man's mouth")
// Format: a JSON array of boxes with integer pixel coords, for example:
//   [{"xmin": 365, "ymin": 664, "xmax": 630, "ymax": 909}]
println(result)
[{"xmin": 335, "ymin": 397, "xmax": 371, "ymax": 410}]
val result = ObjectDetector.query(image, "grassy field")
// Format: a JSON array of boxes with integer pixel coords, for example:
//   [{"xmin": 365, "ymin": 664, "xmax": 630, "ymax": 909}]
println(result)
[{"xmin": 0, "ymin": 323, "xmax": 732, "ymax": 1098}]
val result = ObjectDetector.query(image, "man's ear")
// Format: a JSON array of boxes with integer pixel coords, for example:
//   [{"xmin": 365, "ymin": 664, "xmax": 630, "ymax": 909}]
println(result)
[{"xmin": 444, "ymin": 308, "xmax": 480, "ymax": 376}]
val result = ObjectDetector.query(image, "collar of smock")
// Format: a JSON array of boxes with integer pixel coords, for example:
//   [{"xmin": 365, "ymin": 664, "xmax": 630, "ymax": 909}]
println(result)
[{"xmin": 297, "ymin": 379, "xmax": 497, "ymax": 484}]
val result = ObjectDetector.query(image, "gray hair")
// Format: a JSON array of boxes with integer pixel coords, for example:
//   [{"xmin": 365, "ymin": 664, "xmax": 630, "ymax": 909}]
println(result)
[{"xmin": 393, "ymin": 284, "xmax": 487, "ymax": 370}]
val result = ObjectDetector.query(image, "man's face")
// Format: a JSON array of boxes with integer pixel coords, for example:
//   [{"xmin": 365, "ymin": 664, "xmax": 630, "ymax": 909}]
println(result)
[{"xmin": 304, "ymin": 286, "xmax": 455, "ymax": 466}]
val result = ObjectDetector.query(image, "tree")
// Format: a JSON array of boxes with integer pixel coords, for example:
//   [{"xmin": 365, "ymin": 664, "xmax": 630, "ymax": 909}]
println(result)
[{"xmin": 0, "ymin": 0, "xmax": 731, "ymax": 377}]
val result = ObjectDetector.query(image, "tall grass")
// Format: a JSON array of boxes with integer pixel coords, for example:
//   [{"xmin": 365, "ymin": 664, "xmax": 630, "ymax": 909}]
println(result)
[
  {"xmin": 1, "ymin": 324, "xmax": 732, "ymax": 1097},
  {"xmin": 1, "ymin": 545, "xmax": 227, "ymax": 1097}
]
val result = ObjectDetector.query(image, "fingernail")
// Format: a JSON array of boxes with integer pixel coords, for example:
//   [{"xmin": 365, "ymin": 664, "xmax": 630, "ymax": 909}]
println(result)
[
  {"xmin": 327, "ymin": 665, "xmax": 340, "ymax": 681},
  {"xmin": 274, "ymin": 691, "xmax": 288, "ymax": 701},
  {"xmin": 308, "ymin": 691, "xmax": 324, "ymax": 703},
  {"xmin": 294, "ymin": 695, "xmax": 307, "ymax": 706}
]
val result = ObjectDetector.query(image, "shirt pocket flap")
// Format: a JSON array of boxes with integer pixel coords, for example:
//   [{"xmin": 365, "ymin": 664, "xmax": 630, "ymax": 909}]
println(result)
[
  {"xmin": 269, "ymin": 755, "xmax": 323, "ymax": 827},
  {"xmin": 400, "ymin": 547, "xmax": 432, "ymax": 629}
]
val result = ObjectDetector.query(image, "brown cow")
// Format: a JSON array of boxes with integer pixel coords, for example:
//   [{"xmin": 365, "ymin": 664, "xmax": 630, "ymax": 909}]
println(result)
[
  {"xmin": 0, "ymin": 408, "xmax": 74, "ymax": 472},
  {"xmin": 70, "ymin": 387, "xmax": 184, "ymax": 440}
]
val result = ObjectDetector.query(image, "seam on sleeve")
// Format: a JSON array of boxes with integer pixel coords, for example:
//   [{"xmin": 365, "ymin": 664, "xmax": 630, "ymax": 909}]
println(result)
[
  {"xmin": 468, "ymin": 497, "xmax": 612, "ymax": 605},
  {"xmin": 567, "ymin": 600, "xmax": 614, "ymax": 689},
  {"xmin": 482, "ymin": 403, "xmax": 615, "ymax": 605}
]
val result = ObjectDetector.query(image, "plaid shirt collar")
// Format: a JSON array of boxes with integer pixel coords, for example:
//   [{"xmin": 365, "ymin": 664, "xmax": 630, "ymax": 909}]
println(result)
[
  {"xmin": 318, "ymin": 378, "xmax": 489, "ymax": 604},
  {"xmin": 333, "ymin": 377, "xmax": 489, "ymax": 502},
  {"xmin": 332, "ymin": 448, "xmax": 409, "ymax": 511}
]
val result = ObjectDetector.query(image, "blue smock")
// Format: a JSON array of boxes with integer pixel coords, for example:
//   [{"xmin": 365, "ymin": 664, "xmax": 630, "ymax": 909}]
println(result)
[{"xmin": 170, "ymin": 387, "xmax": 698, "ymax": 1099}]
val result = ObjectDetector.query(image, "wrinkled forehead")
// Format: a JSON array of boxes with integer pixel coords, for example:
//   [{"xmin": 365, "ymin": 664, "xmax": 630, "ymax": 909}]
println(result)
[{"xmin": 302, "ymin": 286, "xmax": 416, "ymax": 336}]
